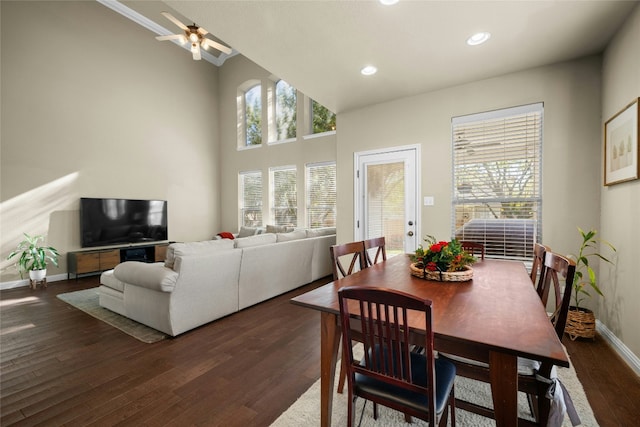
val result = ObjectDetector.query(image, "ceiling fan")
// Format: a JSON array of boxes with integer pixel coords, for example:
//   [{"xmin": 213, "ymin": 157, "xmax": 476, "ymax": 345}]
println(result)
[{"xmin": 155, "ymin": 11, "xmax": 232, "ymax": 61}]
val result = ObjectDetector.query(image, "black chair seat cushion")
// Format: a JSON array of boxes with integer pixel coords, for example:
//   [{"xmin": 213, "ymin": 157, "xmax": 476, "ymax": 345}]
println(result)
[{"xmin": 354, "ymin": 348, "xmax": 456, "ymax": 416}]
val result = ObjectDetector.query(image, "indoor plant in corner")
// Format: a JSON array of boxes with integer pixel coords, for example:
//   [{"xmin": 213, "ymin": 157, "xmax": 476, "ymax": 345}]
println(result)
[
  {"xmin": 7, "ymin": 233, "xmax": 59, "ymax": 289},
  {"xmin": 566, "ymin": 227, "xmax": 616, "ymax": 340}
]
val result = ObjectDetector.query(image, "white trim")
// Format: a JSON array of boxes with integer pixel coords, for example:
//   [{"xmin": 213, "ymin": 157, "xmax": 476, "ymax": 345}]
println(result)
[
  {"xmin": 267, "ymin": 137, "xmax": 297, "ymax": 146},
  {"xmin": 0, "ymin": 273, "xmax": 68, "ymax": 291},
  {"xmin": 452, "ymin": 102, "xmax": 544, "ymax": 125},
  {"xmin": 302, "ymin": 130, "xmax": 337, "ymax": 141},
  {"xmin": 596, "ymin": 320, "xmax": 640, "ymax": 377},
  {"xmin": 96, "ymin": 0, "xmax": 235, "ymax": 66}
]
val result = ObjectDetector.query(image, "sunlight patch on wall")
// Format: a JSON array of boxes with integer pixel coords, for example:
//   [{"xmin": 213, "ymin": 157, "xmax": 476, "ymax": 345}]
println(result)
[{"xmin": 0, "ymin": 172, "xmax": 79, "ymax": 275}]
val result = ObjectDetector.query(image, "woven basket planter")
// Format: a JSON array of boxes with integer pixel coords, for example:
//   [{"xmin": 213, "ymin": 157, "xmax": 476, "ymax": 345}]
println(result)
[
  {"xmin": 565, "ymin": 307, "xmax": 596, "ymax": 340},
  {"xmin": 410, "ymin": 263, "xmax": 473, "ymax": 282}
]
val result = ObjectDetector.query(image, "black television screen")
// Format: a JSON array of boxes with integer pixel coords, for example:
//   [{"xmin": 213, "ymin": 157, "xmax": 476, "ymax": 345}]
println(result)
[{"xmin": 80, "ymin": 198, "xmax": 168, "ymax": 247}]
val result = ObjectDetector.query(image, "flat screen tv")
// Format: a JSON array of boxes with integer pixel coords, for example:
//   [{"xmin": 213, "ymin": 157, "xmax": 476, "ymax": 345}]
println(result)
[{"xmin": 80, "ymin": 198, "xmax": 168, "ymax": 248}]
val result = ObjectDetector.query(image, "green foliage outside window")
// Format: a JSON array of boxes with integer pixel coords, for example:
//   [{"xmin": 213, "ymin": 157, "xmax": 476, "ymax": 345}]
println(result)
[
  {"xmin": 312, "ymin": 100, "xmax": 336, "ymax": 134},
  {"xmin": 245, "ymin": 85, "xmax": 262, "ymax": 146}
]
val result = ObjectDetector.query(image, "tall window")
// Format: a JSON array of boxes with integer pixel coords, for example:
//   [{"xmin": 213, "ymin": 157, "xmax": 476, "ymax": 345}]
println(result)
[
  {"xmin": 451, "ymin": 103, "xmax": 543, "ymax": 261},
  {"xmin": 306, "ymin": 162, "xmax": 336, "ymax": 228},
  {"xmin": 270, "ymin": 166, "xmax": 297, "ymax": 226},
  {"xmin": 239, "ymin": 171, "xmax": 263, "ymax": 227},
  {"xmin": 245, "ymin": 84, "xmax": 262, "ymax": 146},
  {"xmin": 275, "ymin": 80, "xmax": 297, "ymax": 141},
  {"xmin": 311, "ymin": 99, "xmax": 336, "ymax": 134}
]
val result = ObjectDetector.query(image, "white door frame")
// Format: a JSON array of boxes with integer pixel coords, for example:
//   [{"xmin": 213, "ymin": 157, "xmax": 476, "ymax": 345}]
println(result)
[{"xmin": 354, "ymin": 144, "xmax": 421, "ymax": 253}]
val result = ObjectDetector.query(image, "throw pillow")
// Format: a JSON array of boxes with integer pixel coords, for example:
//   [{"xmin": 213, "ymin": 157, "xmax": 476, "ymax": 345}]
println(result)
[
  {"xmin": 238, "ymin": 226, "xmax": 258, "ymax": 238},
  {"xmin": 266, "ymin": 224, "xmax": 290, "ymax": 234},
  {"xmin": 217, "ymin": 232, "xmax": 235, "ymax": 240}
]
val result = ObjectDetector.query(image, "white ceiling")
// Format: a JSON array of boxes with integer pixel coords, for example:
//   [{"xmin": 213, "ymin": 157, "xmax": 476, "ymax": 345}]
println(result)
[{"xmin": 120, "ymin": 1, "xmax": 637, "ymax": 114}]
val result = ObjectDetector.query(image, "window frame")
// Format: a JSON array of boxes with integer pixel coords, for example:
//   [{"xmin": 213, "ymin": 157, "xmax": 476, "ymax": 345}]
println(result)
[
  {"xmin": 451, "ymin": 103, "xmax": 543, "ymax": 262},
  {"xmin": 239, "ymin": 170, "xmax": 263, "ymax": 228},
  {"xmin": 237, "ymin": 80, "xmax": 263, "ymax": 150},
  {"xmin": 305, "ymin": 161, "xmax": 337, "ymax": 229},
  {"xmin": 269, "ymin": 165, "xmax": 298, "ymax": 227},
  {"xmin": 267, "ymin": 78, "xmax": 297, "ymax": 145}
]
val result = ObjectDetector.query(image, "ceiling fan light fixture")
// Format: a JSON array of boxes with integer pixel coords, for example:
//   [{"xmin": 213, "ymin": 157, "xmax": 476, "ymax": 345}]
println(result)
[
  {"xmin": 189, "ymin": 32, "xmax": 199, "ymax": 43},
  {"xmin": 379, "ymin": 0, "xmax": 399, "ymax": 5},
  {"xmin": 467, "ymin": 32, "xmax": 491, "ymax": 46}
]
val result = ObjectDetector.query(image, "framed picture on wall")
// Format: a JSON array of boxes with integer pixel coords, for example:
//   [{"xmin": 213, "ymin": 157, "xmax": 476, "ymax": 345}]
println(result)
[{"xmin": 604, "ymin": 97, "xmax": 639, "ymax": 186}]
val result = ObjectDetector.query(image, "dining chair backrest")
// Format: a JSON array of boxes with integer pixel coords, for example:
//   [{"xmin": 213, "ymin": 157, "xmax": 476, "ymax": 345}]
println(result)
[
  {"xmin": 330, "ymin": 241, "xmax": 367, "ymax": 280},
  {"xmin": 531, "ymin": 243, "xmax": 550, "ymax": 296},
  {"xmin": 364, "ymin": 236, "xmax": 387, "ymax": 267},
  {"xmin": 460, "ymin": 241, "xmax": 485, "ymax": 260},
  {"xmin": 538, "ymin": 251, "xmax": 576, "ymax": 339},
  {"xmin": 338, "ymin": 286, "xmax": 445, "ymax": 426}
]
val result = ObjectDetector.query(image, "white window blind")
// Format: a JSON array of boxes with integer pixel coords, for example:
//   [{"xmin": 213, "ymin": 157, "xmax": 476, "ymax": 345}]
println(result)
[
  {"xmin": 240, "ymin": 171, "xmax": 263, "ymax": 227},
  {"xmin": 306, "ymin": 162, "xmax": 336, "ymax": 228},
  {"xmin": 451, "ymin": 103, "xmax": 543, "ymax": 261},
  {"xmin": 271, "ymin": 166, "xmax": 297, "ymax": 226}
]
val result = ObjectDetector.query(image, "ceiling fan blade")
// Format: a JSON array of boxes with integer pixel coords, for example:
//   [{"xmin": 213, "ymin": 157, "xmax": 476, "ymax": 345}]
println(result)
[
  {"xmin": 191, "ymin": 43, "xmax": 202, "ymax": 60},
  {"xmin": 155, "ymin": 34, "xmax": 186, "ymax": 43},
  {"xmin": 161, "ymin": 11, "xmax": 188, "ymax": 31},
  {"xmin": 197, "ymin": 26, "xmax": 209, "ymax": 36},
  {"xmin": 201, "ymin": 38, "xmax": 232, "ymax": 55}
]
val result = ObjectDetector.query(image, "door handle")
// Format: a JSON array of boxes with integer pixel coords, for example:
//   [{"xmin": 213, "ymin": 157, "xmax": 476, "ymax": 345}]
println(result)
[{"xmin": 407, "ymin": 231, "xmax": 414, "ymax": 237}]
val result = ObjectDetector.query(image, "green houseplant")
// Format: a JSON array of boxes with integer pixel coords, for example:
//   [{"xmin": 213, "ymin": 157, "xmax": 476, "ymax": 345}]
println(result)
[
  {"xmin": 7, "ymin": 233, "xmax": 59, "ymax": 282},
  {"xmin": 566, "ymin": 227, "xmax": 616, "ymax": 340}
]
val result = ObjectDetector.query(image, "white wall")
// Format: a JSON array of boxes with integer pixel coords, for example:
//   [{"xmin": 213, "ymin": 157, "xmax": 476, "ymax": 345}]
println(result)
[
  {"xmin": 601, "ymin": 5, "xmax": 640, "ymax": 358},
  {"xmin": 338, "ymin": 56, "xmax": 603, "ymax": 258},
  {"xmin": 0, "ymin": 1, "xmax": 221, "ymax": 282}
]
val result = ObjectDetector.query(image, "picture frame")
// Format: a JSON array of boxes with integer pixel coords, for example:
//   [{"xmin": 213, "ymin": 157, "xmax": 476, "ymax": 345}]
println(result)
[{"xmin": 604, "ymin": 97, "xmax": 639, "ymax": 186}]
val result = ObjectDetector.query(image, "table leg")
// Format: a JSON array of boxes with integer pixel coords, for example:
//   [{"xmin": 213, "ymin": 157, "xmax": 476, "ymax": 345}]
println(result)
[
  {"xmin": 320, "ymin": 311, "xmax": 341, "ymax": 427},
  {"xmin": 489, "ymin": 351, "xmax": 518, "ymax": 427}
]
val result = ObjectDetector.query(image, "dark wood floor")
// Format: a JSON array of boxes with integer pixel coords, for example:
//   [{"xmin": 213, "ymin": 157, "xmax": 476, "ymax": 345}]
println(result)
[{"xmin": 1, "ymin": 277, "xmax": 639, "ymax": 426}]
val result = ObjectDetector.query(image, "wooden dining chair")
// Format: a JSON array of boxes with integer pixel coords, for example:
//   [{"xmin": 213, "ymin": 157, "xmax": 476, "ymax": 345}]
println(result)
[
  {"xmin": 338, "ymin": 286, "xmax": 456, "ymax": 427},
  {"xmin": 364, "ymin": 236, "xmax": 387, "ymax": 267},
  {"xmin": 530, "ymin": 243, "xmax": 550, "ymax": 295},
  {"xmin": 439, "ymin": 251, "xmax": 575, "ymax": 426},
  {"xmin": 330, "ymin": 241, "xmax": 367, "ymax": 280},
  {"xmin": 460, "ymin": 241, "xmax": 485, "ymax": 260},
  {"xmin": 331, "ymin": 241, "xmax": 368, "ymax": 394}
]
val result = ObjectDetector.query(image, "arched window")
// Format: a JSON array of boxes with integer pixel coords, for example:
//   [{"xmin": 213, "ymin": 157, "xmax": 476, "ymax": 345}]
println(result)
[
  {"xmin": 244, "ymin": 84, "xmax": 262, "ymax": 146},
  {"xmin": 274, "ymin": 80, "xmax": 297, "ymax": 141}
]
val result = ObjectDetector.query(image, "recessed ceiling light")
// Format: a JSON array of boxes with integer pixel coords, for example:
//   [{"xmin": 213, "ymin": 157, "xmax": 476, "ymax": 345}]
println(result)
[
  {"xmin": 379, "ymin": 0, "xmax": 399, "ymax": 5},
  {"xmin": 467, "ymin": 32, "xmax": 491, "ymax": 46},
  {"xmin": 361, "ymin": 65, "xmax": 378, "ymax": 76}
]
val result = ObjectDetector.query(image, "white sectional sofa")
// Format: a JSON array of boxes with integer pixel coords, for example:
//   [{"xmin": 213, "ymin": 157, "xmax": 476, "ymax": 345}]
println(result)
[{"xmin": 98, "ymin": 228, "xmax": 336, "ymax": 336}]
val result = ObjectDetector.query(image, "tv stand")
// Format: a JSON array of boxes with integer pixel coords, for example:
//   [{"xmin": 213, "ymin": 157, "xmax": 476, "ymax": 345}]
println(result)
[{"xmin": 67, "ymin": 242, "xmax": 169, "ymax": 279}]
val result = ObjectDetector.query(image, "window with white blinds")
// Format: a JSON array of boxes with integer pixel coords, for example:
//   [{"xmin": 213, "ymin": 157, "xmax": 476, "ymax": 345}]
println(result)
[
  {"xmin": 306, "ymin": 162, "xmax": 336, "ymax": 228},
  {"xmin": 270, "ymin": 166, "xmax": 297, "ymax": 226},
  {"xmin": 239, "ymin": 171, "xmax": 263, "ymax": 227},
  {"xmin": 451, "ymin": 103, "xmax": 543, "ymax": 261}
]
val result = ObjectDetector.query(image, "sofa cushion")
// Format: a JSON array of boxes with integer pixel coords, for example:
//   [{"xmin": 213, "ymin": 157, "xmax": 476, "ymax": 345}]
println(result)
[
  {"xmin": 306, "ymin": 227, "xmax": 336, "ymax": 237},
  {"xmin": 276, "ymin": 229, "xmax": 307, "ymax": 242},
  {"xmin": 266, "ymin": 224, "xmax": 295, "ymax": 234},
  {"xmin": 234, "ymin": 233, "xmax": 277, "ymax": 248},
  {"xmin": 100, "ymin": 269, "xmax": 125, "ymax": 292},
  {"xmin": 114, "ymin": 262, "xmax": 179, "ymax": 292},
  {"xmin": 165, "ymin": 239, "xmax": 235, "ymax": 268},
  {"xmin": 238, "ymin": 226, "xmax": 259, "ymax": 238}
]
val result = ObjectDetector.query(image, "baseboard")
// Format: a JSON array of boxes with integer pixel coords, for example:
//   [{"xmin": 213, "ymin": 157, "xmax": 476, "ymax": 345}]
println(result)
[
  {"xmin": 596, "ymin": 319, "xmax": 640, "ymax": 377},
  {"xmin": 0, "ymin": 273, "xmax": 68, "ymax": 291}
]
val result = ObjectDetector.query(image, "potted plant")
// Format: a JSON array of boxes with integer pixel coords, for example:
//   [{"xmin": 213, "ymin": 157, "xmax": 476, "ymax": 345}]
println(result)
[
  {"xmin": 566, "ymin": 227, "xmax": 616, "ymax": 340},
  {"xmin": 7, "ymin": 233, "xmax": 59, "ymax": 288}
]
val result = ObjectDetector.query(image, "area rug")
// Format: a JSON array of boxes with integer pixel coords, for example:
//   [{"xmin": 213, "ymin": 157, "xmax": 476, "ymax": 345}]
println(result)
[
  {"xmin": 57, "ymin": 287, "xmax": 168, "ymax": 343},
  {"xmin": 271, "ymin": 346, "xmax": 599, "ymax": 427}
]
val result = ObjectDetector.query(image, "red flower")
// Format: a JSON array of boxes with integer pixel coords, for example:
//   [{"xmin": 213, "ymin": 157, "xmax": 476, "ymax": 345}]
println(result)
[
  {"xmin": 426, "ymin": 262, "xmax": 438, "ymax": 271},
  {"xmin": 430, "ymin": 243, "xmax": 442, "ymax": 253},
  {"xmin": 438, "ymin": 241, "xmax": 449, "ymax": 247}
]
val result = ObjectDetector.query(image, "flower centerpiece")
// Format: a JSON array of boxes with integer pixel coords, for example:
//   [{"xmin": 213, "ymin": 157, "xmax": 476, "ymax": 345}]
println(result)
[{"xmin": 410, "ymin": 235, "xmax": 476, "ymax": 281}]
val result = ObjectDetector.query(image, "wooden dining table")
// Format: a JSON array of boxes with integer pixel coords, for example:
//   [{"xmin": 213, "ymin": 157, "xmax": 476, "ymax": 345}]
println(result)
[{"xmin": 290, "ymin": 254, "xmax": 569, "ymax": 427}]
